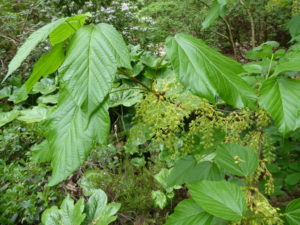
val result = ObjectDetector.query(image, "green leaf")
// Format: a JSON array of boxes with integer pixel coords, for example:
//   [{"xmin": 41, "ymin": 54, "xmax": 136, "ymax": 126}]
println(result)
[
  {"xmin": 141, "ymin": 54, "xmax": 161, "ymax": 68},
  {"xmin": 31, "ymin": 140, "xmax": 52, "ymax": 163},
  {"xmin": 37, "ymin": 94, "xmax": 58, "ymax": 105},
  {"xmin": 273, "ymin": 52, "xmax": 300, "ymax": 76},
  {"xmin": 49, "ymin": 13, "xmax": 90, "ymax": 45},
  {"xmin": 25, "ymin": 44, "xmax": 65, "ymax": 93},
  {"xmin": 152, "ymin": 190, "xmax": 167, "ymax": 209},
  {"xmin": 165, "ymin": 199, "xmax": 220, "ymax": 225},
  {"xmin": 285, "ymin": 173, "xmax": 300, "ymax": 186},
  {"xmin": 166, "ymin": 33, "xmax": 255, "ymax": 108},
  {"xmin": 131, "ymin": 157, "xmax": 146, "ymax": 168},
  {"xmin": 44, "ymin": 89, "xmax": 110, "ymax": 186},
  {"xmin": 167, "ymin": 156, "xmax": 223, "ymax": 187},
  {"xmin": 202, "ymin": 0, "xmax": 228, "ymax": 29},
  {"xmin": 41, "ymin": 206, "xmax": 61, "ymax": 225},
  {"xmin": 32, "ymin": 78, "xmax": 57, "ymax": 95},
  {"xmin": 288, "ymin": 14, "xmax": 300, "ymax": 39},
  {"xmin": 286, "ymin": 198, "xmax": 300, "ymax": 225},
  {"xmin": 78, "ymin": 169, "xmax": 112, "ymax": 196},
  {"xmin": 8, "ymin": 86, "xmax": 28, "ymax": 104},
  {"xmin": 42, "ymin": 196, "xmax": 86, "ymax": 225},
  {"xmin": 17, "ymin": 106, "xmax": 49, "ymax": 123},
  {"xmin": 59, "ymin": 23, "xmax": 131, "ymax": 116},
  {"xmin": 141, "ymin": 53, "xmax": 168, "ymax": 69},
  {"xmin": 3, "ymin": 18, "xmax": 67, "ymax": 82},
  {"xmin": 259, "ymin": 76, "xmax": 300, "ymax": 134},
  {"xmin": 245, "ymin": 41, "xmax": 279, "ymax": 60},
  {"xmin": 61, "ymin": 197, "xmax": 86, "ymax": 225},
  {"xmin": 84, "ymin": 189, "xmax": 121, "ymax": 225},
  {"xmin": 216, "ymin": 143, "xmax": 258, "ymax": 177},
  {"xmin": 242, "ymin": 62, "xmax": 263, "ymax": 74},
  {"xmin": 0, "ymin": 111, "xmax": 19, "ymax": 128},
  {"xmin": 188, "ymin": 180, "xmax": 247, "ymax": 221},
  {"xmin": 154, "ymin": 168, "xmax": 181, "ymax": 192},
  {"xmin": 109, "ymin": 83, "xmax": 143, "ymax": 107},
  {"xmin": 124, "ymin": 124, "xmax": 153, "ymax": 153},
  {"xmin": 0, "ymin": 86, "xmax": 12, "ymax": 99}
]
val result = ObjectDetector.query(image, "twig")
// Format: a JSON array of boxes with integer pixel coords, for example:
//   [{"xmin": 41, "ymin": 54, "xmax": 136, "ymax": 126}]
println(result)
[
  {"xmin": 118, "ymin": 68, "xmax": 160, "ymax": 97},
  {"xmin": 109, "ymin": 87, "xmax": 146, "ymax": 94},
  {"xmin": 0, "ymin": 33, "xmax": 18, "ymax": 45},
  {"xmin": 199, "ymin": 0, "xmax": 238, "ymax": 58},
  {"xmin": 221, "ymin": 16, "xmax": 238, "ymax": 59}
]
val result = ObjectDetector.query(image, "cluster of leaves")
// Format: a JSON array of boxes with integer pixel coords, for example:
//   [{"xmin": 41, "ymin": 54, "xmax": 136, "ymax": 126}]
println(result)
[
  {"xmin": 80, "ymin": 156, "xmax": 164, "ymax": 223},
  {"xmin": 42, "ymin": 189, "xmax": 120, "ymax": 225},
  {"xmin": 137, "ymin": 0, "xmax": 292, "ymax": 54},
  {"xmin": 0, "ymin": 121, "xmax": 65, "ymax": 225}
]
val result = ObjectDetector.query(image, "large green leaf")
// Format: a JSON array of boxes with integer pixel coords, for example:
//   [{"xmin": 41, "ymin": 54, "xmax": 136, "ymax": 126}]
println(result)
[
  {"xmin": 216, "ymin": 143, "xmax": 258, "ymax": 177},
  {"xmin": 0, "ymin": 111, "xmax": 19, "ymax": 128},
  {"xmin": 42, "ymin": 196, "xmax": 86, "ymax": 225},
  {"xmin": 59, "ymin": 23, "xmax": 131, "ymax": 116},
  {"xmin": 84, "ymin": 189, "xmax": 121, "ymax": 225},
  {"xmin": 202, "ymin": 0, "xmax": 228, "ymax": 29},
  {"xmin": 188, "ymin": 180, "xmax": 247, "ymax": 221},
  {"xmin": 259, "ymin": 76, "xmax": 300, "ymax": 134},
  {"xmin": 167, "ymin": 156, "xmax": 223, "ymax": 187},
  {"xmin": 24, "ymin": 43, "xmax": 65, "ymax": 92},
  {"xmin": 286, "ymin": 198, "xmax": 300, "ymax": 225},
  {"xmin": 166, "ymin": 33, "xmax": 255, "ymax": 108},
  {"xmin": 44, "ymin": 89, "xmax": 110, "ymax": 186},
  {"xmin": 165, "ymin": 199, "xmax": 221, "ymax": 225},
  {"xmin": 3, "ymin": 18, "xmax": 67, "ymax": 82}
]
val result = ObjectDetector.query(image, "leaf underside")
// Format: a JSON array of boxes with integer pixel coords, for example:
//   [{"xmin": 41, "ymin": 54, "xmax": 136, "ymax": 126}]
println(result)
[{"xmin": 166, "ymin": 33, "xmax": 256, "ymax": 108}]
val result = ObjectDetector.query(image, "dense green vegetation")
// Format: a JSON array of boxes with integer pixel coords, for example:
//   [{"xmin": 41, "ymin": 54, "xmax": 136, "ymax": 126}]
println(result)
[{"xmin": 1, "ymin": 0, "xmax": 300, "ymax": 224}]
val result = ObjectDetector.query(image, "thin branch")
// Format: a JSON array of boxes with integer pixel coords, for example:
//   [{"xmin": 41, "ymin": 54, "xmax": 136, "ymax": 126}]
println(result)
[
  {"xmin": 109, "ymin": 87, "xmax": 146, "ymax": 94},
  {"xmin": 118, "ymin": 68, "xmax": 160, "ymax": 97},
  {"xmin": 221, "ymin": 16, "xmax": 238, "ymax": 59},
  {"xmin": 198, "ymin": 0, "xmax": 238, "ymax": 58},
  {"xmin": 0, "ymin": 33, "xmax": 18, "ymax": 45}
]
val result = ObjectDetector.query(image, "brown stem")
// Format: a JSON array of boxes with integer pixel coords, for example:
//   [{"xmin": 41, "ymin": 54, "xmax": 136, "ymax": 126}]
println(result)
[
  {"xmin": 118, "ymin": 68, "xmax": 160, "ymax": 97},
  {"xmin": 221, "ymin": 17, "xmax": 238, "ymax": 59},
  {"xmin": 0, "ymin": 33, "xmax": 18, "ymax": 45},
  {"xmin": 199, "ymin": 0, "xmax": 238, "ymax": 58},
  {"xmin": 109, "ymin": 87, "xmax": 146, "ymax": 94}
]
